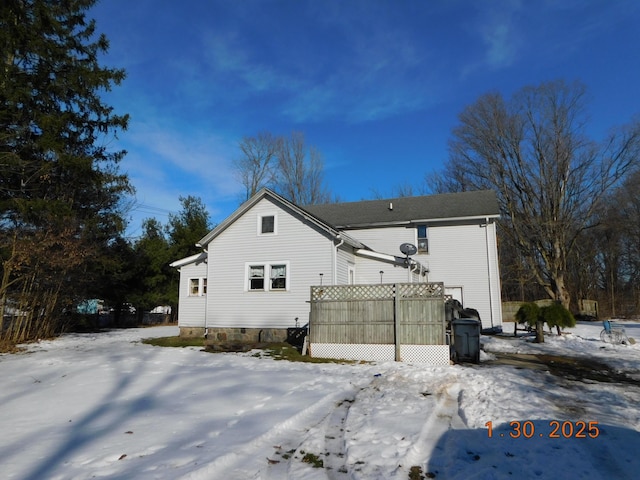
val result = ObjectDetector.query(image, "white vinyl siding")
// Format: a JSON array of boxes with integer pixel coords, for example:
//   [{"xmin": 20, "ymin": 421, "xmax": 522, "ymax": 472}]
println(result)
[
  {"xmin": 417, "ymin": 222, "xmax": 502, "ymax": 329},
  {"xmin": 345, "ymin": 220, "xmax": 502, "ymax": 328},
  {"xmin": 343, "ymin": 226, "xmax": 415, "ymax": 257},
  {"xmin": 176, "ymin": 260, "xmax": 208, "ymax": 328},
  {"xmin": 354, "ymin": 255, "xmax": 419, "ymax": 284},
  {"xmin": 206, "ymin": 197, "xmax": 334, "ymax": 329},
  {"xmin": 336, "ymin": 247, "xmax": 356, "ymax": 285}
]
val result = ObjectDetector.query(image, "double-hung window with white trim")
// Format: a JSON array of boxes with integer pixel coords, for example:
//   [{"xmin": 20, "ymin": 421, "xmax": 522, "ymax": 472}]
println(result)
[
  {"xmin": 189, "ymin": 278, "xmax": 207, "ymax": 296},
  {"xmin": 270, "ymin": 264, "xmax": 287, "ymax": 290},
  {"xmin": 246, "ymin": 262, "xmax": 289, "ymax": 291},
  {"xmin": 249, "ymin": 265, "xmax": 265, "ymax": 291}
]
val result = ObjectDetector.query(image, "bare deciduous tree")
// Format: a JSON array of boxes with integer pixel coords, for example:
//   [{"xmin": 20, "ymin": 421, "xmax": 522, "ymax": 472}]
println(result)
[
  {"xmin": 438, "ymin": 80, "xmax": 640, "ymax": 311},
  {"xmin": 234, "ymin": 132, "xmax": 280, "ymax": 201},
  {"xmin": 275, "ymin": 131, "xmax": 330, "ymax": 205},
  {"xmin": 233, "ymin": 131, "xmax": 330, "ymax": 205}
]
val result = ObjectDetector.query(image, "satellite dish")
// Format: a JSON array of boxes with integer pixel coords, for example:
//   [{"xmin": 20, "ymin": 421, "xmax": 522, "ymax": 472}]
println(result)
[{"xmin": 400, "ymin": 243, "xmax": 417, "ymax": 256}]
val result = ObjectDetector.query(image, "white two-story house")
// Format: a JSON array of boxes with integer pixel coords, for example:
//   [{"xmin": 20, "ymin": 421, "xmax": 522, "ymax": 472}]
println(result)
[{"xmin": 170, "ymin": 188, "xmax": 502, "ymax": 342}]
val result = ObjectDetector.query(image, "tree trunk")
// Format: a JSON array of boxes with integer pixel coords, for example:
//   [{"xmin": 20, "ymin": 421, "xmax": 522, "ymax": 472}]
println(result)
[{"xmin": 535, "ymin": 321, "xmax": 545, "ymax": 343}]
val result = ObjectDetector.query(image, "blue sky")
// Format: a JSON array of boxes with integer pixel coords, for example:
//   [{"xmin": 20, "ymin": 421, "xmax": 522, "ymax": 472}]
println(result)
[{"xmin": 89, "ymin": 0, "xmax": 640, "ymax": 237}]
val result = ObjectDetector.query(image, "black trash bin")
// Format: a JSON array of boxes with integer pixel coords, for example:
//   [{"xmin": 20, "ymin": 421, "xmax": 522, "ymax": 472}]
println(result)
[{"xmin": 451, "ymin": 318, "xmax": 481, "ymax": 363}]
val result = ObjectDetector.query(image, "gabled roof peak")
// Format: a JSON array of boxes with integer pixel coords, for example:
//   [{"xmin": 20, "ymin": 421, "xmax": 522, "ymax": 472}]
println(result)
[{"xmin": 196, "ymin": 188, "xmax": 365, "ymax": 249}]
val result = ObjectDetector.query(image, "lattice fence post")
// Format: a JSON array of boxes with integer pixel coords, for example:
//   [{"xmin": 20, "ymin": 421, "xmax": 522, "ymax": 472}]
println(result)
[{"xmin": 394, "ymin": 284, "xmax": 400, "ymax": 361}]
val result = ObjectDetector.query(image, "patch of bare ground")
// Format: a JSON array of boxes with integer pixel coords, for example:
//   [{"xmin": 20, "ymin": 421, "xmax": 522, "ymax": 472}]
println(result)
[{"xmin": 488, "ymin": 352, "xmax": 640, "ymax": 386}]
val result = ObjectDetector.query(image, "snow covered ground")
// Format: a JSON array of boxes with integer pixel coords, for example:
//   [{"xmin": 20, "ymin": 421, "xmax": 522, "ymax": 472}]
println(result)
[{"xmin": 1, "ymin": 321, "xmax": 639, "ymax": 480}]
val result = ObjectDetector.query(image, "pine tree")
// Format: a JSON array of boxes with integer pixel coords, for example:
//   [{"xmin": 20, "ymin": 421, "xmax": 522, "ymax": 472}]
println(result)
[
  {"xmin": 167, "ymin": 196, "xmax": 211, "ymax": 261},
  {"xmin": 132, "ymin": 219, "xmax": 174, "ymax": 312},
  {"xmin": 0, "ymin": 0, "xmax": 130, "ymax": 343}
]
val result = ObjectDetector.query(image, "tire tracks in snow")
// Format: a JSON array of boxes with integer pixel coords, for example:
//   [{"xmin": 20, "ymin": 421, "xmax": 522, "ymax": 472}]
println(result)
[
  {"xmin": 400, "ymin": 381, "xmax": 467, "ymax": 472},
  {"xmin": 275, "ymin": 393, "xmax": 354, "ymax": 480},
  {"xmin": 181, "ymin": 382, "xmax": 361, "ymax": 480},
  {"xmin": 320, "ymin": 397, "xmax": 353, "ymax": 479}
]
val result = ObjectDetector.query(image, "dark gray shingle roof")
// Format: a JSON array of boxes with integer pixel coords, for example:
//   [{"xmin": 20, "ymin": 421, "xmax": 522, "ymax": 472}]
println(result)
[{"xmin": 304, "ymin": 190, "xmax": 500, "ymax": 228}]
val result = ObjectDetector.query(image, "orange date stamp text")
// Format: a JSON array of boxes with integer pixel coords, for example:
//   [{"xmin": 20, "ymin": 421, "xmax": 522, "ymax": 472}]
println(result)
[{"xmin": 485, "ymin": 420, "xmax": 600, "ymax": 439}]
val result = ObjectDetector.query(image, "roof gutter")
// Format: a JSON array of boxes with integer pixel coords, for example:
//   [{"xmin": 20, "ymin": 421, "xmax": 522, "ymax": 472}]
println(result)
[
  {"xmin": 411, "ymin": 214, "xmax": 500, "ymax": 223},
  {"xmin": 355, "ymin": 249, "xmax": 399, "ymax": 263},
  {"xmin": 335, "ymin": 214, "xmax": 500, "ymax": 229},
  {"xmin": 355, "ymin": 249, "xmax": 427, "ymax": 273}
]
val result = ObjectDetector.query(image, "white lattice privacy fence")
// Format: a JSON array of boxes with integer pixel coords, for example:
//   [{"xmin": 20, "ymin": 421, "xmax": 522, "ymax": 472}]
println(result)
[{"xmin": 309, "ymin": 283, "xmax": 449, "ymax": 366}]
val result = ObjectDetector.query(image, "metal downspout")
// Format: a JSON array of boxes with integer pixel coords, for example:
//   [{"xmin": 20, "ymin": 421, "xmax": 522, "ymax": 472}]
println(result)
[
  {"xmin": 409, "ymin": 262, "xmax": 418, "ymax": 283},
  {"xmin": 334, "ymin": 236, "xmax": 344, "ymax": 284},
  {"xmin": 203, "ymin": 247, "xmax": 209, "ymax": 338},
  {"xmin": 485, "ymin": 218, "xmax": 495, "ymax": 328}
]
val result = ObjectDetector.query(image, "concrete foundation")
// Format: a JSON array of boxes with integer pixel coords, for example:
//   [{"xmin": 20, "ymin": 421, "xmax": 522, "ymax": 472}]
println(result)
[
  {"xmin": 179, "ymin": 326, "xmax": 288, "ymax": 343},
  {"xmin": 179, "ymin": 327, "xmax": 206, "ymax": 338}
]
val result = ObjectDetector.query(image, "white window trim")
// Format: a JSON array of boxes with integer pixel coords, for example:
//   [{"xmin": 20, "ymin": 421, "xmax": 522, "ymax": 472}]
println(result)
[
  {"xmin": 188, "ymin": 277, "xmax": 207, "ymax": 296},
  {"xmin": 257, "ymin": 213, "xmax": 278, "ymax": 236},
  {"xmin": 245, "ymin": 261, "xmax": 290, "ymax": 292}
]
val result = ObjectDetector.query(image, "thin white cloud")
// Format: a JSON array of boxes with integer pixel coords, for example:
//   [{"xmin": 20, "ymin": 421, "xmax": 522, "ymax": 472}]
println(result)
[
  {"xmin": 459, "ymin": 0, "xmax": 523, "ymax": 76},
  {"xmin": 130, "ymin": 124, "xmax": 239, "ymax": 196},
  {"xmin": 202, "ymin": 33, "xmax": 296, "ymax": 95},
  {"xmin": 197, "ymin": 8, "xmax": 440, "ymax": 124},
  {"xmin": 482, "ymin": 22, "xmax": 516, "ymax": 68},
  {"xmin": 117, "ymin": 116, "xmax": 243, "ymax": 234}
]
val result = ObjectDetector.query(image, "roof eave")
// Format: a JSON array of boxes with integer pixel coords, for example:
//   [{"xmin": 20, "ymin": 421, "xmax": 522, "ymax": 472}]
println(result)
[
  {"xmin": 169, "ymin": 251, "xmax": 207, "ymax": 268},
  {"xmin": 411, "ymin": 213, "xmax": 501, "ymax": 223},
  {"xmin": 336, "ymin": 213, "xmax": 500, "ymax": 229}
]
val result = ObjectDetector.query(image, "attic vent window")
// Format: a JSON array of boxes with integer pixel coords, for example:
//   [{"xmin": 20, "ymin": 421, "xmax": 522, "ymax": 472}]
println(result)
[
  {"xmin": 262, "ymin": 215, "xmax": 274, "ymax": 233},
  {"xmin": 258, "ymin": 214, "xmax": 277, "ymax": 235}
]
